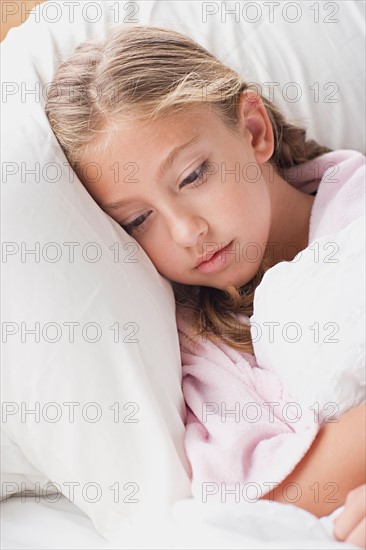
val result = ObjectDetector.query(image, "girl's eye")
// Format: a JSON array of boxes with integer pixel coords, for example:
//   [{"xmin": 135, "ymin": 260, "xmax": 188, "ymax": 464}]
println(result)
[
  {"xmin": 121, "ymin": 160, "xmax": 210, "ymax": 235},
  {"xmin": 121, "ymin": 211, "xmax": 153, "ymax": 235},
  {"xmin": 179, "ymin": 159, "xmax": 210, "ymax": 189}
]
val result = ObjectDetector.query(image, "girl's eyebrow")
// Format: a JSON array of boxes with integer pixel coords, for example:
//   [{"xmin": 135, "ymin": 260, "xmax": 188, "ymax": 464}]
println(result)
[
  {"xmin": 157, "ymin": 133, "xmax": 201, "ymax": 179},
  {"xmin": 102, "ymin": 133, "xmax": 201, "ymax": 211}
]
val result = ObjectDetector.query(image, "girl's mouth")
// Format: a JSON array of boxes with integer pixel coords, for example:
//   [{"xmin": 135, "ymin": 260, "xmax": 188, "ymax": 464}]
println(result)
[{"xmin": 195, "ymin": 241, "xmax": 234, "ymax": 274}]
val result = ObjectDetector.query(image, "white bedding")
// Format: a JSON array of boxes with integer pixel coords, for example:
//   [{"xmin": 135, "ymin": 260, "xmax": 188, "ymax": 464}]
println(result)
[
  {"xmin": 1, "ymin": 493, "xmax": 351, "ymax": 550},
  {"xmin": 1, "ymin": 0, "xmax": 365, "ymax": 548}
]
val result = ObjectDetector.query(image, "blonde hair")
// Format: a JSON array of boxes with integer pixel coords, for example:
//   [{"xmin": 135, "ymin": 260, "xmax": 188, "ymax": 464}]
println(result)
[{"xmin": 45, "ymin": 24, "xmax": 332, "ymax": 356}]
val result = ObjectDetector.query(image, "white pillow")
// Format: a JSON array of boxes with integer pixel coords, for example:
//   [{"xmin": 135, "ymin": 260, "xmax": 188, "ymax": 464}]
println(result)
[
  {"xmin": 1, "ymin": 3, "xmax": 193, "ymax": 540},
  {"xmin": 250, "ymin": 217, "xmax": 366, "ymax": 421},
  {"xmin": 1, "ymin": 0, "xmax": 365, "ymax": 540}
]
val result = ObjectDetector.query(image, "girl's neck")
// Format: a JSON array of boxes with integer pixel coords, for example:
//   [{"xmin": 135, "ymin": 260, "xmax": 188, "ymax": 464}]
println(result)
[{"xmin": 265, "ymin": 166, "xmax": 316, "ymax": 264}]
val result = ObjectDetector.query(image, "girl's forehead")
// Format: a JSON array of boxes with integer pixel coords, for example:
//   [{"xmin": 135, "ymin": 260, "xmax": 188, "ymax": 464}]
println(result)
[
  {"xmin": 106, "ymin": 104, "xmax": 219, "ymax": 144},
  {"xmin": 139, "ymin": 102, "xmax": 220, "ymax": 128}
]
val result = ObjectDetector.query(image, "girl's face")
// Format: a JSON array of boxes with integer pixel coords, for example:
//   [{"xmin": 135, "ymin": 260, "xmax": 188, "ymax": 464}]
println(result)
[{"xmin": 80, "ymin": 94, "xmax": 274, "ymax": 290}]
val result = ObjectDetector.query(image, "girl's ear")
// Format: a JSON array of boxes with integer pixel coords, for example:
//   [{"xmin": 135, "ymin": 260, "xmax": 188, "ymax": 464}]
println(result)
[{"xmin": 237, "ymin": 90, "xmax": 274, "ymax": 164}]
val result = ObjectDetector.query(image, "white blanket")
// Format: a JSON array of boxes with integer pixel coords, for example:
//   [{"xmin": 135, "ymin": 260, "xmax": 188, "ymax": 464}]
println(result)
[
  {"xmin": 1, "ymin": 493, "xmax": 349, "ymax": 549},
  {"xmin": 251, "ymin": 216, "xmax": 366, "ymax": 421}
]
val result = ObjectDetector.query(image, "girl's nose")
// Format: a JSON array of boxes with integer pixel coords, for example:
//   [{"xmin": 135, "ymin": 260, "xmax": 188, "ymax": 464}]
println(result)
[{"xmin": 165, "ymin": 209, "xmax": 208, "ymax": 248}]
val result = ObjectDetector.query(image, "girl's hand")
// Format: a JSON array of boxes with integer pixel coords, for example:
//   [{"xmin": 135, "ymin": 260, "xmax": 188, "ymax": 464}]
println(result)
[{"xmin": 333, "ymin": 484, "xmax": 366, "ymax": 548}]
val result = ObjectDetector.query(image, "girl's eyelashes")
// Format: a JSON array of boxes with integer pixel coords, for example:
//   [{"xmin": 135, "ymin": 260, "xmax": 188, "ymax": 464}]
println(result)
[
  {"xmin": 122, "ymin": 210, "xmax": 153, "ymax": 235},
  {"xmin": 121, "ymin": 160, "xmax": 211, "ymax": 235},
  {"xmin": 178, "ymin": 159, "xmax": 210, "ymax": 189}
]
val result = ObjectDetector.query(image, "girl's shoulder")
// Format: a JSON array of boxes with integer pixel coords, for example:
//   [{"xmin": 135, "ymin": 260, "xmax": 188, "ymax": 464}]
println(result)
[
  {"xmin": 284, "ymin": 148, "xmax": 365, "ymax": 195},
  {"xmin": 308, "ymin": 149, "xmax": 365, "ymax": 243}
]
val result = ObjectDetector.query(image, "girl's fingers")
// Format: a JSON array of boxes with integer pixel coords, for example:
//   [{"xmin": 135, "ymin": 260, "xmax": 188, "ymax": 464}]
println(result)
[
  {"xmin": 346, "ymin": 518, "xmax": 366, "ymax": 549},
  {"xmin": 333, "ymin": 486, "xmax": 366, "ymax": 541}
]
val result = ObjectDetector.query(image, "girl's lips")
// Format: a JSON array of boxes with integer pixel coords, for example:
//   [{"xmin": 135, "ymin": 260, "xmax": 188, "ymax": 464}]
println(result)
[{"xmin": 195, "ymin": 241, "xmax": 234, "ymax": 274}]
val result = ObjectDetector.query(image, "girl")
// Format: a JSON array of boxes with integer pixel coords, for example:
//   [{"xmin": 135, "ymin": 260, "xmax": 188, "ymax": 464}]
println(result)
[{"xmin": 45, "ymin": 25, "xmax": 365, "ymax": 547}]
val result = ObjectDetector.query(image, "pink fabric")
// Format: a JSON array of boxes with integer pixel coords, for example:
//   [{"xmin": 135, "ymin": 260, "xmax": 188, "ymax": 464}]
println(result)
[{"xmin": 176, "ymin": 149, "xmax": 366, "ymax": 502}]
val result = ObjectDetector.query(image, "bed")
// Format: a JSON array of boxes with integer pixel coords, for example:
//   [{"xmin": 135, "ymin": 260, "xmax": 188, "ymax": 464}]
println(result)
[{"xmin": 1, "ymin": 1, "xmax": 365, "ymax": 548}]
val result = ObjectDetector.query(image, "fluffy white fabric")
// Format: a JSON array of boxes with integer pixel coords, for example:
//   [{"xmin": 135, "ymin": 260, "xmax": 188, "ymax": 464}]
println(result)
[{"xmin": 251, "ymin": 217, "xmax": 366, "ymax": 421}]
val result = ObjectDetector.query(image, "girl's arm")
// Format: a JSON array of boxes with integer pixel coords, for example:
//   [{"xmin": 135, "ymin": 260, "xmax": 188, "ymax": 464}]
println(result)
[{"xmin": 260, "ymin": 403, "xmax": 366, "ymax": 518}]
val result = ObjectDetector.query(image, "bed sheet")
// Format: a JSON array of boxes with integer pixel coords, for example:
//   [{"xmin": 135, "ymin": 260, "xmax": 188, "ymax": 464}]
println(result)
[{"xmin": 1, "ymin": 494, "xmax": 354, "ymax": 550}]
